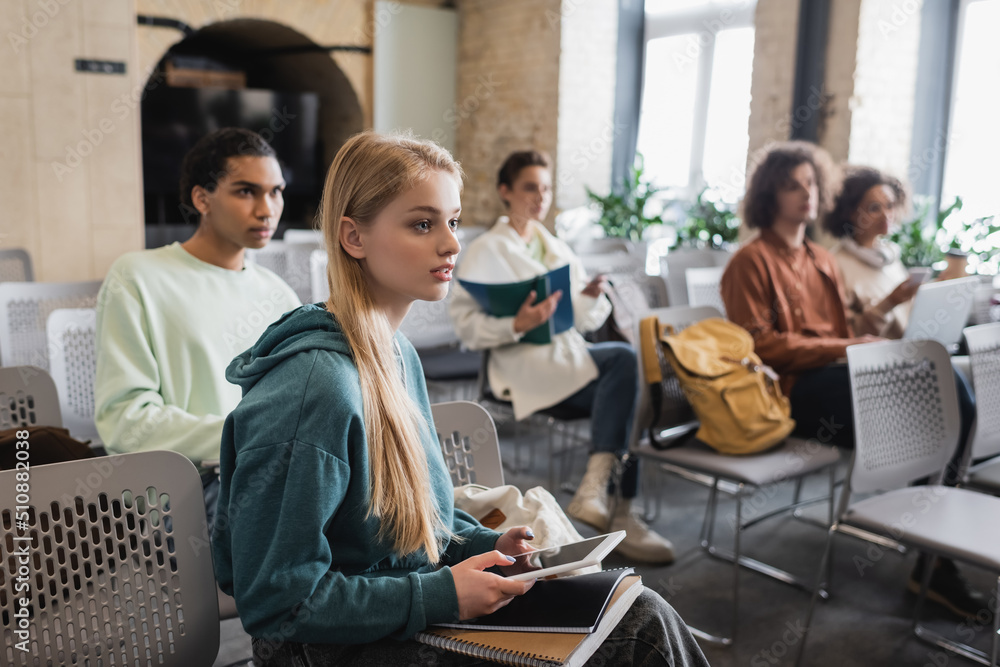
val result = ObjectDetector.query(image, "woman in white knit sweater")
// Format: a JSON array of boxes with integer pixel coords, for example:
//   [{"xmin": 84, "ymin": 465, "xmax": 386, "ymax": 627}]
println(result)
[{"xmin": 824, "ymin": 166, "xmax": 920, "ymax": 338}]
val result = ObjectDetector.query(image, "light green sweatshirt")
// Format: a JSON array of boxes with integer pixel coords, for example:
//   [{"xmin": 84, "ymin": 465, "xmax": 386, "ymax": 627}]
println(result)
[{"xmin": 94, "ymin": 242, "xmax": 300, "ymax": 467}]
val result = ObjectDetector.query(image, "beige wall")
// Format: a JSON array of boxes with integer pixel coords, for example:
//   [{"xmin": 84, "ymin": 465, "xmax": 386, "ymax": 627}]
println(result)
[
  {"xmin": 2, "ymin": 0, "xmax": 143, "ymax": 282},
  {"xmin": 454, "ymin": 0, "xmax": 563, "ymax": 228}
]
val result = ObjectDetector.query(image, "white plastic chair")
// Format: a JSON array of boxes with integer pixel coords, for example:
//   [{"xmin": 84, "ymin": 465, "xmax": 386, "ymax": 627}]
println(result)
[
  {"xmin": 661, "ymin": 248, "xmax": 731, "ymax": 307},
  {"xmin": 0, "ymin": 450, "xmax": 221, "ymax": 666},
  {"xmin": 401, "ymin": 293, "xmax": 480, "ymax": 403},
  {"xmin": 46, "ymin": 308, "xmax": 99, "ymax": 442},
  {"xmin": 625, "ymin": 305, "xmax": 840, "ymax": 646},
  {"xmin": 971, "ymin": 283, "xmax": 1000, "ymax": 325},
  {"xmin": 246, "ymin": 240, "xmax": 318, "ymax": 304},
  {"xmin": 572, "ymin": 238, "xmax": 633, "ymax": 255},
  {"xmin": 685, "ymin": 266, "xmax": 727, "ymax": 316},
  {"xmin": 796, "ymin": 339, "xmax": 1000, "ymax": 667},
  {"xmin": 432, "ymin": 400, "xmax": 504, "ymax": 488},
  {"xmin": 309, "ymin": 248, "xmax": 329, "ymax": 303},
  {"xmin": 963, "ymin": 322, "xmax": 1000, "ymax": 493},
  {"xmin": 0, "ymin": 248, "xmax": 34, "ymax": 282},
  {"xmin": 0, "ymin": 280, "xmax": 101, "ymax": 370},
  {"xmin": 282, "ymin": 228, "xmax": 323, "ymax": 244},
  {"xmin": 0, "ymin": 365, "xmax": 62, "ymax": 430}
]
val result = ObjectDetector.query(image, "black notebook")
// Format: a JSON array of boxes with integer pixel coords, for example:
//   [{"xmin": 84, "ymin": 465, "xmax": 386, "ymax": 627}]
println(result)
[{"xmin": 434, "ymin": 568, "xmax": 634, "ymax": 633}]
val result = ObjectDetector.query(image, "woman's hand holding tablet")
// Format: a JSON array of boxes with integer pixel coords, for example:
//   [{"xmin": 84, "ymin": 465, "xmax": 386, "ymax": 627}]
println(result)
[{"xmin": 499, "ymin": 531, "xmax": 626, "ymax": 581}]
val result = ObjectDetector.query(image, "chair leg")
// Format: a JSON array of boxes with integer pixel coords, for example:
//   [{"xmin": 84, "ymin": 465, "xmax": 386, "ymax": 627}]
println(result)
[
  {"xmin": 700, "ymin": 478, "xmax": 720, "ymax": 550},
  {"xmin": 912, "ymin": 567, "xmax": 999, "ymax": 667},
  {"xmin": 795, "ymin": 524, "xmax": 838, "ymax": 667}
]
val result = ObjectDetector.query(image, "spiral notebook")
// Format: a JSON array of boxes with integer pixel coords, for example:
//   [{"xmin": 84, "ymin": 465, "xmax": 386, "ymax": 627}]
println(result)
[{"xmin": 413, "ymin": 573, "xmax": 642, "ymax": 667}]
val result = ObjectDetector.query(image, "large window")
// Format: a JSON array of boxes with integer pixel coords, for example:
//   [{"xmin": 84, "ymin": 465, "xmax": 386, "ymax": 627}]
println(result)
[
  {"xmin": 940, "ymin": 0, "xmax": 1000, "ymax": 221},
  {"xmin": 637, "ymin": 1, "xmax": 756, "ymax": 204}
]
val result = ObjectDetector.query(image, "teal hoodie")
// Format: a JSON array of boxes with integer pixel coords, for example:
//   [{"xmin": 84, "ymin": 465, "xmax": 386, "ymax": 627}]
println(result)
[{"xmin": 211, "ymin": 304, "xmax": 501, "ymax": 644}]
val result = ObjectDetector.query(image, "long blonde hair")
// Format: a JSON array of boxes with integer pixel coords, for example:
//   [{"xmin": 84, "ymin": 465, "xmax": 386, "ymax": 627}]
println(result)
[{"xmin": 319, "ymin": 132, "xmax": 463, "ymax": 562}]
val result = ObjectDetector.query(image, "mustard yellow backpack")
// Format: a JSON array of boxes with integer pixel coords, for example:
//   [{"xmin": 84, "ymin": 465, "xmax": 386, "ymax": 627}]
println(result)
[{"xmin": 638, "ymin": 316, "xmax": 795, "ymax": 455}]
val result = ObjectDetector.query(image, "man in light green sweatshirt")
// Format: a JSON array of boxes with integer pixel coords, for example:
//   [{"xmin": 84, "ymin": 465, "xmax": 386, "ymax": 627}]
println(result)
[{"xmin": 94, "ymin": 128, "xmax": 300, "ymax": 528}]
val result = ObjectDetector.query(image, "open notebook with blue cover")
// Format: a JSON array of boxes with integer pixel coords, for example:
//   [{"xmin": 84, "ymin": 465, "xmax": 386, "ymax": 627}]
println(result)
[{"xmin": 458, "ymin": 264, "xmax": 574, "ymax": 345}]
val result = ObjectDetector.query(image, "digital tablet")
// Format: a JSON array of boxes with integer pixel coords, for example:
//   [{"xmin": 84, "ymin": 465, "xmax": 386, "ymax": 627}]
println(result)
[{"xmin": 500, "ymin": 531, "xmax": 626, "ymax": 581}]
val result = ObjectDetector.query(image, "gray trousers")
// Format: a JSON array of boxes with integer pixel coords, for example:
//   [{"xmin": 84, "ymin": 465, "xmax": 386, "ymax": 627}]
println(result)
[{"xmin": 251, "ymin": 588, "xmax": 709, "ymax": 667}]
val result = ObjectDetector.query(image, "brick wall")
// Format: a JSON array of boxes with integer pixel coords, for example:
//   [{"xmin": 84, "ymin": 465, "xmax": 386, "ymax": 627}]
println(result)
[
  {"xmin": 454, "ymin": 0, "xmax": 562, "ymax": 227},
  {"xmin": 821, "ymin": 0, "xmax": 862, "ymax": 164}
]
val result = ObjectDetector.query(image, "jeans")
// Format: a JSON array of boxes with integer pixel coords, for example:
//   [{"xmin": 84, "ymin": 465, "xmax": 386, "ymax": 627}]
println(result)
[
  {"xmin": 553, "ymin": 342, "xmax": 640, "ymax": 497},
  {"xmin": 251, "ymin": 588, "xmax": 710, "ymax": 667},
  {"xmin": 789, "ymin": 362, "xmax": 976, "ymax": 485}
]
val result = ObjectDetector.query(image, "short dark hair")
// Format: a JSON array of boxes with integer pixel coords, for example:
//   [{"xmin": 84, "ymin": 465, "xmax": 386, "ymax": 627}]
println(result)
[
  {"xmin": 823, "ymin": 166, "xmax": 907, "ymax": 239},
  {"xmin": 742, "ymin": 141, "xmax": 838, "ymax": 230},
  {"xmin": 497, "ymin": 150, "xmax": 551, "ymax": 191},
  {"xmin": 179, "ymin": 128, "xmax": 277, "ymax": 209}
]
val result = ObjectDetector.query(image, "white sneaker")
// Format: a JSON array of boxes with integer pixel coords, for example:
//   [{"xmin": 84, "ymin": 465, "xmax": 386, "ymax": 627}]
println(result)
[
  {"xmin": 567, "ymin": 453, "xmax": 616, "ymax": 530},
  {"xmin": 610, "ymin": 503, "xmax": 675, "ymax": 564}
]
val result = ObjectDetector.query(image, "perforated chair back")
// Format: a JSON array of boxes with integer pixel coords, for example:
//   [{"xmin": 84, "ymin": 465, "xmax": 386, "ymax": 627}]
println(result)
[
  {"xmin": 605, "ymin": 272, "xmax": 652, "ymax": 344},
  {"xmin": 965, "ymin": 322, "xmax": 1000, "ymax": 461},
  {"xmin": 662, "ymin": 248, "xmax": 730, "ymax": 307},
  {"xmin": 629, "ymin": 305, "xmax": 722, "ymax": 448},
  {"xmin": 309, "ymin": 248, "xmax": 329, "ymax": 303},
  {"xmin": 0, "ymin": 248, "xmax": 34, "ymax": 282},
  {"xmin": 246, "ymin": 240, "xmax": 318, "ymax": 304},
  {"xmin": 685, "ymin": 266, "xmax": 727, "ymax": 316},
  {"xmin": 972, "ymin": 283, "xmax": 1000, "ymax": 325},
  {"xmin": 573, "ymin": 238, "xmax": 633, "ymax": 255},
  {"xmin": 282, "ymin": 228, "xmax": 322, "ymax": 244},
  {"xmin": 432, "ymin": 400, "xmax": 504, "ymax": 488},
  {"xmin": 0, "ymin": 365, "xmax": 62, "ymax": 429},
  {"xmin": 846, "ymin": 339, "xmax": 962, "ymax": 494},
  {"xmin": 46, "ymin": 308, "xmax": 98, "ymax": 442},
  {"xmin": 0, "ymin": 281, "xmax": 101, "ymax": 370},
  {"xmin": 0, "ymin": 450, "xmax": 220, "ymax": 666},
  {"xmin": 578, "ymin": 251, "xmax": 646, "ymax": 278}
]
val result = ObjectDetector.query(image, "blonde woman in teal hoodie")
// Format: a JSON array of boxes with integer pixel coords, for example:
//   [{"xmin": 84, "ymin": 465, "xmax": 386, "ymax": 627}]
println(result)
[{"xmin": 211, "ymin": 132, "xmax": 708, "ymax": 667}]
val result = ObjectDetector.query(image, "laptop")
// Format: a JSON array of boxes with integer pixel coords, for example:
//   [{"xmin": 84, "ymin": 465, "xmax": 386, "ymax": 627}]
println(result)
[{"xmin": 902, "ymin": 276, "xmax": 980, "ymax": 350}]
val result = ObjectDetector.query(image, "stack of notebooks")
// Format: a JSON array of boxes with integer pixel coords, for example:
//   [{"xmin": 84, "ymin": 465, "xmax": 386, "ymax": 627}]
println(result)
[{"xmin": 415, "ymin": 568, "xmax": 642, "ymax": 667}]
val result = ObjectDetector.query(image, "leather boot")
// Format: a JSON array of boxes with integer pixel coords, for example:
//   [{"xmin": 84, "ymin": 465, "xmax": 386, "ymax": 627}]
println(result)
[
  {"xmin": 611, "ymin": 500, "xmax": 675, "ymax": 564},
  {"xmin": 568, "ymin": 452, "xmax": 616, "ymax": 530}
]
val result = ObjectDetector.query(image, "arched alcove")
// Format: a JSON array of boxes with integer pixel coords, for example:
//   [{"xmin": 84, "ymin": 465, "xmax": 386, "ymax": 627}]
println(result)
[{"xmin": 141, "ymin": 19, "xmax": 364, "ymax": 245}]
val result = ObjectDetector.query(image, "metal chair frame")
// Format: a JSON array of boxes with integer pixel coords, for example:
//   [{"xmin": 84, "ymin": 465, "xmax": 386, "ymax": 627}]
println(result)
[
  {"xmin": 796, "ymin": 339, "xmax": 1000, "ymax": 667},
  {"xmin": 476, "ymin": 350, "xmax": 590, "ymax": 492},
  {"xmin": 623, "ymin": 305, "xmax": 840, "ymax": 646}
]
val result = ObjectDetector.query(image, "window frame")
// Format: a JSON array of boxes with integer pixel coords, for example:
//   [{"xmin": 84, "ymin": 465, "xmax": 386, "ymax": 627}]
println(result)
[{"xmin": 640, "ymin": 1, "xmax": 757, "ymax": 199}]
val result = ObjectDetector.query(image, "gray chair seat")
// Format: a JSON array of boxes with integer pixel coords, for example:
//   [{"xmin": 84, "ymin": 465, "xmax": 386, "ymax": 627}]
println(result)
[
  {"xmin": 638, "ymin": 437, "xmax": 840, "ymax": 487},
  {"xmin": 845, "ymin": 486, "xmax": 1000, "ymax": 571},
  {"xmin": 969, "ymin": 460, "xmax": 1000, "ymax": 492}
]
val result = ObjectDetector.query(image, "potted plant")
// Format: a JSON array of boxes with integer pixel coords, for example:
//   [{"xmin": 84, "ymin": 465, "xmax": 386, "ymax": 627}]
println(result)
[
  {"xmin": 585, "ymin": 154, "xmax": 664, "ymax": 242},
  {"xmin": 890, "ymin": 196, "xmax": 1000, "ymax": 276},
  {"xmin": 670, "ymin": 187, "xmax": 741, "ymax": 251}
]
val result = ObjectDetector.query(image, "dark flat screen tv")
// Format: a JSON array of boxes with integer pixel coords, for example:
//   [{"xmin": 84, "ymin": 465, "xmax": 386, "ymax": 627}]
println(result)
[{"xmin": 141, "ymin": 86, "xmax": 321, "ymax": 224}]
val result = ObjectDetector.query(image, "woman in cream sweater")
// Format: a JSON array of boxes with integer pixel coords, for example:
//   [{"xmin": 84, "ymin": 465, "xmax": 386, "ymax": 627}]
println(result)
[
  {"xmin": 448, "ymin": 150, "xmax": 675, "ymax": 564},
  {"xmin": 824, "ymin": 166, "xmax": 920, "ymax": 338}
]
